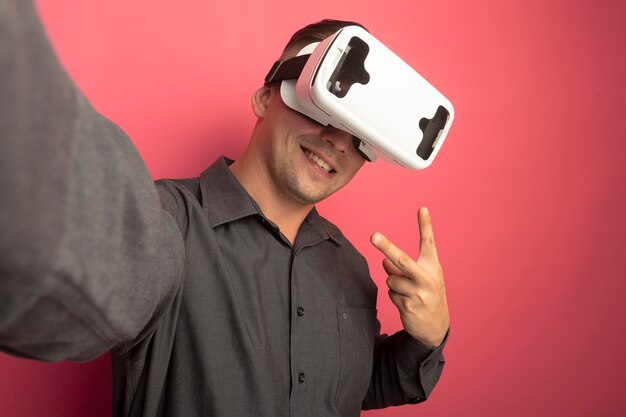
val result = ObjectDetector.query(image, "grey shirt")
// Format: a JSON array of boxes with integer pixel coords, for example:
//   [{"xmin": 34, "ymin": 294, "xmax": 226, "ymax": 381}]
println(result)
[{"xmin": 0, "ymin": 1, "xmax": 446, "ymax": 416}]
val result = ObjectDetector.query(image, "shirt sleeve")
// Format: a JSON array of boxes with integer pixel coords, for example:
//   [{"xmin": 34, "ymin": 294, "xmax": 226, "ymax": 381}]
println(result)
[
  {"xmin": 361, "ymin": 323, "xmax": 448, "ymax": 409},
  {"xmin": 0, "ymin": 0, "xmax": 185, "ymax": 362}
]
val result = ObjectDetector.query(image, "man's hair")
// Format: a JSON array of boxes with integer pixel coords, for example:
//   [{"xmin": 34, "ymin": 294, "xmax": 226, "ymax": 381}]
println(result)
[{"xmin": 279, "ymin": 19, "xmax": 367, "ymax": 60}]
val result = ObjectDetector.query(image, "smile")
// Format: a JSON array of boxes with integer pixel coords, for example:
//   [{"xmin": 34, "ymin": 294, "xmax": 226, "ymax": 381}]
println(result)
[{"xmin": 303, "ymin": 148, "xmax": 335, "ymax": 173}]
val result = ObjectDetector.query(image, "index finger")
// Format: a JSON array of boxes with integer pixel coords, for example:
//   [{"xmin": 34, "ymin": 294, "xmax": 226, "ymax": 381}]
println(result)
[
  {"xmin": 418, "ymin": 207, "xmax": 439, "ymax": 261},
  {"xmin": 370, "ymin": 232, "xmax": 419, "ymax": 276}
]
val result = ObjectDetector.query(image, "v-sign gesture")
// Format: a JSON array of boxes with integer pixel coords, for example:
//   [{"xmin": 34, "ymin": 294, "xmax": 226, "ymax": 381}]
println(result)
[{"xmin": 371, "ymin": 207, "xmax": 450, "ymax": 348}]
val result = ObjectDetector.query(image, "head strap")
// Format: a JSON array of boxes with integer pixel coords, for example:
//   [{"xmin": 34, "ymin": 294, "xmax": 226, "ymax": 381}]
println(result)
[{"xmin": 264, "ymin": 54, "xmax": 311, "ymax": 84}]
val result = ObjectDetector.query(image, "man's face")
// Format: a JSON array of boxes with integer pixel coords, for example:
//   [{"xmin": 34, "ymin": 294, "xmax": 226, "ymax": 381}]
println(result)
[{"xmin": 255, "ymin": 85, "xmax": 366, "ymax": 205}]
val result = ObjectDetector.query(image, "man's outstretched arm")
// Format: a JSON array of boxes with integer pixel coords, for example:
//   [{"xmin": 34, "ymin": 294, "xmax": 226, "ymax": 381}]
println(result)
[
  {"xmin": 0, "ymin": 0, "xmax": 184, "ymax": 362},
  {"xmin": 363, "ymin": 207, "xmax": 449, "ymax": 408}
]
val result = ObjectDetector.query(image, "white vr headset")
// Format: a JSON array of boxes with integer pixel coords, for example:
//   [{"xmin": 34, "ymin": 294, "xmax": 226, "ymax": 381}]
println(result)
[{"xmin": 265, "ymin": 25, "xmax": 454, "ymax": 170}]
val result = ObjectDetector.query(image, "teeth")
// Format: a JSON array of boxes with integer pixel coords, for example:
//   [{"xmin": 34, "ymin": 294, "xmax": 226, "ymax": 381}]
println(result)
[{"xmin": 304, "ymin": 150, "xmax": 332, "ymax": 173}]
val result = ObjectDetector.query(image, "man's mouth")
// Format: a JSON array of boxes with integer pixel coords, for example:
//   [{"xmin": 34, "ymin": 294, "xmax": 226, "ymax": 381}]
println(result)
[{"xmin": 302, "ymin": 148, "xmax": 336, "ymax": 174}]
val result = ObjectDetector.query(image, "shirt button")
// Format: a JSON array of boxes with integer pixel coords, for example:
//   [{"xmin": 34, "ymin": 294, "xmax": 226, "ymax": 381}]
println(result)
[
  {"xmin": 408, "ymin": 396, "xmax": 421, "ymax": 404},
  {"xmin": 297, "ymin": 307, "xmax": 305, "ymax": 316},
  {"xmin": 298, "ymin": 373, "xmax": 306, "ymax": 383}
]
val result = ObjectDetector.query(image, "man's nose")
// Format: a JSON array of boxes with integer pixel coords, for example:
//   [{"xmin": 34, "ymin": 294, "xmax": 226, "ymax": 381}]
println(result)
[{"xmin": 321, "ymin": 126, "xmax": 353, "ymax": 154}]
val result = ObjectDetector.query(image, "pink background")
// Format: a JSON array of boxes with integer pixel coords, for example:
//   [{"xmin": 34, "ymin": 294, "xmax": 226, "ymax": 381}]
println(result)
[{"xmin": 2, "ymin": 0, "xmax": 625, "ymax": 416}]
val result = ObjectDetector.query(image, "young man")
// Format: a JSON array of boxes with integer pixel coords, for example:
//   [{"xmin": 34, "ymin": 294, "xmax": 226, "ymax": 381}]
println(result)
[{"xmin": 0, "ymin": 1, "xmax": 449, "ymax": 416}]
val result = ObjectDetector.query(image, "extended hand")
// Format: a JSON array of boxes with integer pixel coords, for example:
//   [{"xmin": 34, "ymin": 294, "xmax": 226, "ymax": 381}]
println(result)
[{"xmin": 371, "ymin": 207, "xmax": 450, "ymax": 348}]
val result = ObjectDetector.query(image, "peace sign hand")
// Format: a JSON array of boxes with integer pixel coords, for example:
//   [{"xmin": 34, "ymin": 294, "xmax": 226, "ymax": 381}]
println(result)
[{"xmin": 371, "ymin": 207, "xmax": 450, "ymax": 348}]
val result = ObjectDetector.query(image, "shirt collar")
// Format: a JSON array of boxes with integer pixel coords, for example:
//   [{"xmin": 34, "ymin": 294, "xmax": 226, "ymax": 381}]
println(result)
[
  {"xmin": 303, "ymin": 207, "xmax": 344, "ymax": 247},
  {"xmin": 198, "ymin": 157, "xmax": 260, "ymax": 227},
  {"xmin": 198, "ymin": 157, "xmax": 343, "ymax": 247}
]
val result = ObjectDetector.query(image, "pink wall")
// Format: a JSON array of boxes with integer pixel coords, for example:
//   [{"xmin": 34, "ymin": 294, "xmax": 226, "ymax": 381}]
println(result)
[{"xmin": 2, "ymin": 0, "xmax": 625, "ymax": 415}]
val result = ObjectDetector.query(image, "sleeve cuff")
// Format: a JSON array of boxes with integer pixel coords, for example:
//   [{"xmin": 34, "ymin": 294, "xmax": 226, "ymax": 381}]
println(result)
[{"xmin": 396, "ymin": 328, "xmax": 449, "ymax": 374}]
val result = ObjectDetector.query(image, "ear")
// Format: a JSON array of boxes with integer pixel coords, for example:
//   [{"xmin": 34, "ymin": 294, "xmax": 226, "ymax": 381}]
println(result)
[{"xmin": 251, "ymin": 85, "xmax": 274, "ymax": 118}]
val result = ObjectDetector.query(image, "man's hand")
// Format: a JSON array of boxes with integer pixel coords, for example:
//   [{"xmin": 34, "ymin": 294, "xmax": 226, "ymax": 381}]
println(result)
[{"xmin": 370, "ymin": 207, "xmax": 450, "ymax": 348}]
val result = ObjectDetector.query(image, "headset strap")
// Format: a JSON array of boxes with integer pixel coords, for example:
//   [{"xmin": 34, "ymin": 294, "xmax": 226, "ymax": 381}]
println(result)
[{"xmin": 264, "ymin": 54, "xmax": 311, "ymax": 83}]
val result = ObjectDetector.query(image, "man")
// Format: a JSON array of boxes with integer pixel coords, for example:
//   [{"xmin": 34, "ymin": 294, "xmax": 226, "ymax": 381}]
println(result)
[{"xmin": 0, "ymin": 1, "xmax": 449, "ymax": 416}]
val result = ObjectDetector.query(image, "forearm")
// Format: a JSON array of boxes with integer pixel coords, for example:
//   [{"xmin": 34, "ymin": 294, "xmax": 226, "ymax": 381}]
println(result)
[
  {"xmin": 362, "ymin": 329, "xmax": 447, "ymax": 409},
  {"xmin": 0, "ymin": 0, "xmax": 184, "ymax": 362}
]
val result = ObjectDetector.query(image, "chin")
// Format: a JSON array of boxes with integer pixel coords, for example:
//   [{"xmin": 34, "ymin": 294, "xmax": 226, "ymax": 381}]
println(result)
[{"xmin": 287, "ymin": 185, "xmax": 332, "ymax": 205}]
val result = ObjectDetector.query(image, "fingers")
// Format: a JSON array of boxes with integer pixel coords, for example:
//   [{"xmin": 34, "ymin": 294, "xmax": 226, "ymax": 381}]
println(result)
[
  {"xmin": 418, "ymin": 207, "xmax": 439, "ymax": 261},
  {"xmin": 372, "ymin": 207, "xmax": 441, "ymax": 288},
  {"xmin": 370, "ymin": 232, "xmax": 420, "ymax": 277},
  {"xmin": 386, "ymin": 274, "xmax": 415, "ymax": 297},
  {"xmin": 382, "ymin": 258, "xmax": 402, "ymax": 276},
  {"xmin": 387, "ymin": 288, "xmax": 405, "ymax": 309},
  {"xmin": 384, "ymin": 258, "xmax": 416, "ymax": 297}
]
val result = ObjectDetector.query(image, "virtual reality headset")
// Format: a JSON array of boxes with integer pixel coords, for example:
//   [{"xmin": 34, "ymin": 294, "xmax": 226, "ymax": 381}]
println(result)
[{"xmin": 265, "ymin": 25, "xmax": 454, "ymax": 170}]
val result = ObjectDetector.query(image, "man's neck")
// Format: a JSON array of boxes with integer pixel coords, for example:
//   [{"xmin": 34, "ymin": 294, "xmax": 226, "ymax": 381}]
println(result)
[{"xmin": 229, "ymin": 157, "xmax": 313, "ymax": 245}]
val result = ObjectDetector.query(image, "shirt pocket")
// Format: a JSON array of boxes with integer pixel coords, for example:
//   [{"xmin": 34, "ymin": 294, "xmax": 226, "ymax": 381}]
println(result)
[{"xmin": 334, "ymin": 307, "xmax": 377, "ymax": 415}]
